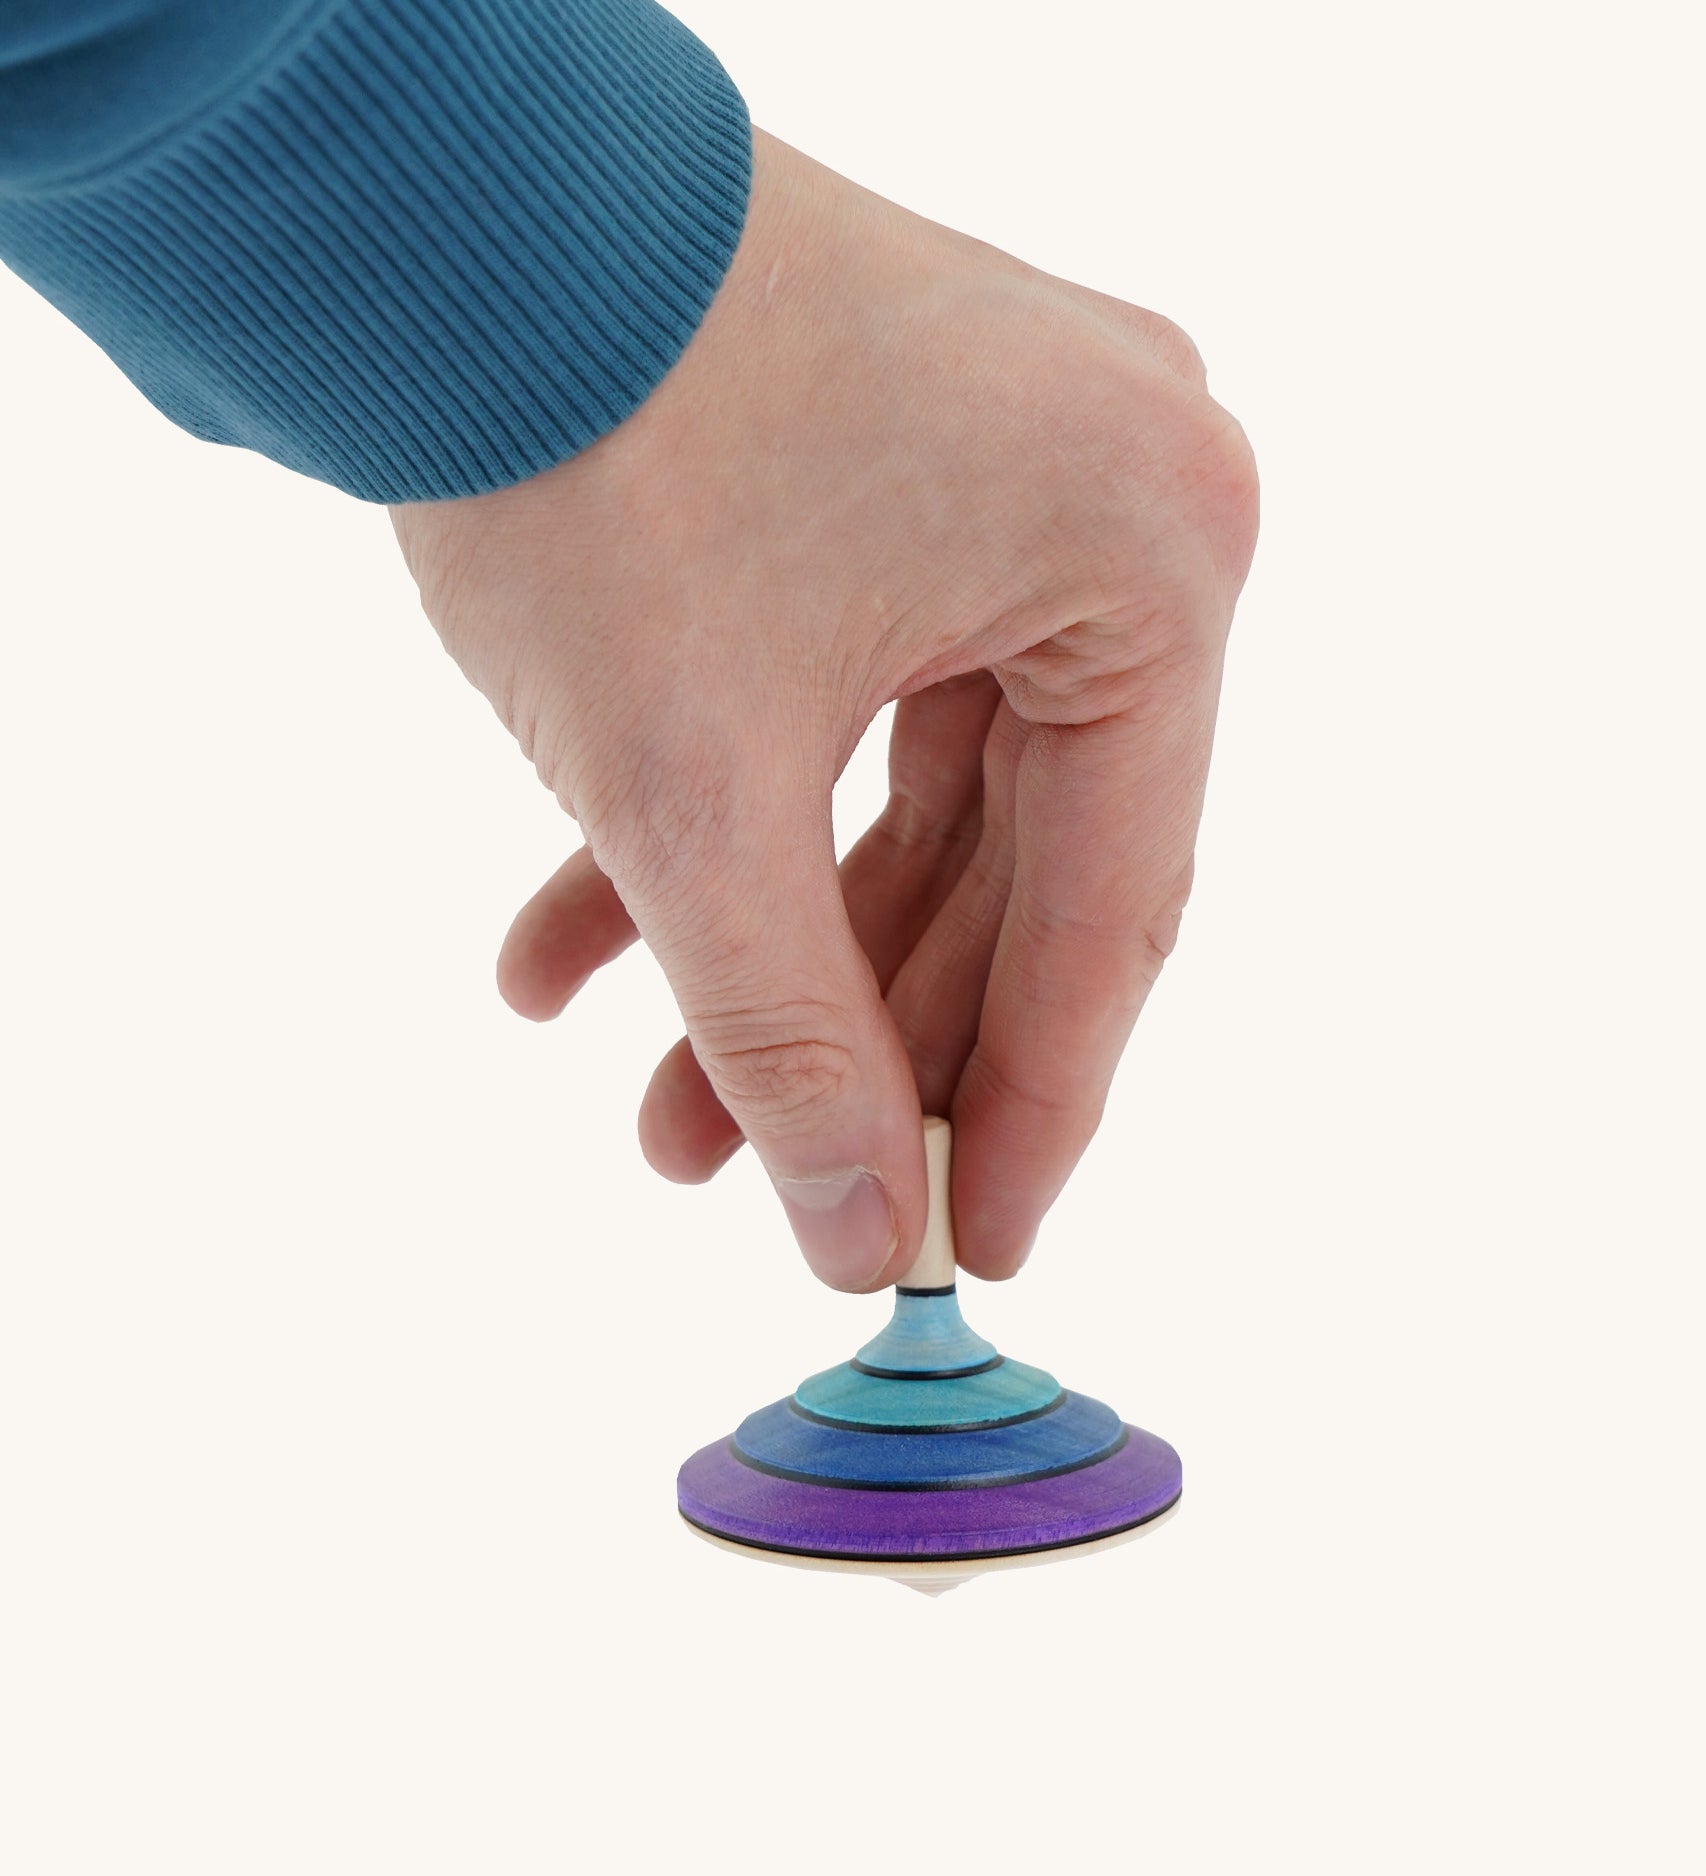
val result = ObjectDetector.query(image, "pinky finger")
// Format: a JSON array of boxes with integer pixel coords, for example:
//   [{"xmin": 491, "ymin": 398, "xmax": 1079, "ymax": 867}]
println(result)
[{"xmin": 496, "ymin": 846, "xmax": 639, "ymax": 1021}]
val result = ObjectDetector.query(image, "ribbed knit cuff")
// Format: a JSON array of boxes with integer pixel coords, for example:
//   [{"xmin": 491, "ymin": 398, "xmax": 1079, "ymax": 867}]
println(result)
[{"xmin": 0, "ymin": 0, "xmax": 752, "ymax": 501}]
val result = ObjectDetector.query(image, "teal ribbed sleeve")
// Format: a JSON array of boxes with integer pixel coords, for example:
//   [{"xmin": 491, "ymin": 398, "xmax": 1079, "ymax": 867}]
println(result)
[{"xmin": 0, "ymin": 0, "xmax": 752, "ymax": 501}]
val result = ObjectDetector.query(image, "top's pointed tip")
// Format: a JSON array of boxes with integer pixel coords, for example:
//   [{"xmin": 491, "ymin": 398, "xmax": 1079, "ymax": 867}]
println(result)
[{"xmin": 897, "ymin": 1575, "xmax": 969, "ymax": 1598}]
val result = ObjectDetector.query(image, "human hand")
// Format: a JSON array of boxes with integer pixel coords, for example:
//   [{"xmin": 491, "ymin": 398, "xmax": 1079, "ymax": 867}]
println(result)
[{"xmin": 390, "ymin": 129, "xmax": 1257, "ymax": 1291}]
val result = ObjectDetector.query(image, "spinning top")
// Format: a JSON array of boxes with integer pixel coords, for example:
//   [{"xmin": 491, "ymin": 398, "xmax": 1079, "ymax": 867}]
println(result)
[{"xmin": 678, "ymin": 1118, "xmax": 1181, "ymax": 1592}]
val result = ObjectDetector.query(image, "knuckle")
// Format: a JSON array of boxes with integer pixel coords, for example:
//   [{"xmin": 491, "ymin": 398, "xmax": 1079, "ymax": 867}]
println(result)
[
  {"xmin": 1133, "ymin": 389, "xmax": 1258, "ymax": 554},
  {"xmin": 968, "ymin": 1046, "xmax": 1083, "ymax": 1126},
  {"xmin": 1071, "ymin": 284, "xmax": 1208, "ymax": 389},
  {"xmin": 1135, "ymin": 910, "xmax": 1183, "ymax": 985},
  {"xmin": 1005, "ymin": 835, "xmax": 1194, "ymax": 1010},
  {"xmin": 1133, "ymin": 309, "xmax": 1209, "ymax": 388},
  {"xmin": 1186, "ymin": 405, "xmax": 1261, "ymax": 587},
  {"xmin": 996, "ymin": 617, "xmax": 1156, "ymax": 721},
  {"xmin": 1029, "ymin": 338, "xmax": 1261, "ymax": 640},
  {"xmin": 1088, "ymin": 386, "xmax": 1261, "ymax": 637},
  {"xmin": 576, "ymin": 737, "xmax": 737, "ymax": 888},
  {"xmin": 1132, "ymin": 859, "xmax": 1195, "ymax": 986},
  {"xmin": 1007, "ymin": 897, "xmax": 1147, "ymax": 1019},
  {"xmin": 695, "ymin": 1011, "xmax": 859, "ymax": 1131},
  {"xmin": 959, "ymin": 1050, "xmax": 1105, "ymax": 1183},
  {"xmin": 877, "ymin": 783, "xmax": 978, "ymax": 858}
]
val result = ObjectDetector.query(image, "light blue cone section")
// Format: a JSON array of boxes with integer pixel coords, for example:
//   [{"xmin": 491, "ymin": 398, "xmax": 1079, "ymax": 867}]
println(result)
[{"xmin": 854, "ymin": 1290, "xmax": 998, "ymax": 1375}]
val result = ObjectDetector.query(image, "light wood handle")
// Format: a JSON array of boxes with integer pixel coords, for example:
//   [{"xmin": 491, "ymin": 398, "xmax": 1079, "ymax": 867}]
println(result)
[{"xmin": 898, "ymin": 1116, "xmax": 958, "ymax": 1289}]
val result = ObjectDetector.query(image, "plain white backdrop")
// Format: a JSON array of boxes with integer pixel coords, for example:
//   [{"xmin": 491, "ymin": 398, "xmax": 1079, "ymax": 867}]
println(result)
[{"xmin": 2, "ymin": 0, "xmax": 1700, "ymax": 1869}]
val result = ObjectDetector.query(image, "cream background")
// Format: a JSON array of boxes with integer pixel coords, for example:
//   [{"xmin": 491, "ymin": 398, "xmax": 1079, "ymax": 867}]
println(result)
[{"xmin": 1, "ymin": 1, "xmax": 1700, "ymax": 1868}]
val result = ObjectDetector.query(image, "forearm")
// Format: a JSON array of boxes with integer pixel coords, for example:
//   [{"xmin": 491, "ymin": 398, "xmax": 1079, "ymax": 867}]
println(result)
[{"xmin": 0, "ymin": 0, "xmax": 751, "ymax": 500}]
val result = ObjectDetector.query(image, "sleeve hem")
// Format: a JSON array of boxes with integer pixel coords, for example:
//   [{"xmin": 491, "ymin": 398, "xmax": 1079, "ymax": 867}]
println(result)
[{"xmin": 0, "ymin": 0, "xmax": 753, "ymax": 501}]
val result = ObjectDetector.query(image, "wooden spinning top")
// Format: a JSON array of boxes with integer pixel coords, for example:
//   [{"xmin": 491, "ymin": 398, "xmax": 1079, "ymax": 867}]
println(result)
[{"xmin": 678, "ymin": 1118, "xmax": 1181, "ymax": 1592}]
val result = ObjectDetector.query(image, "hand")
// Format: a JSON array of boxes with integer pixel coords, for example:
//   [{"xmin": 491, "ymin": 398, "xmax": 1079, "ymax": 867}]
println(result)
[{"xmin": 390, "ymin": 130, "xmax": 1257, "ymax": 1291}]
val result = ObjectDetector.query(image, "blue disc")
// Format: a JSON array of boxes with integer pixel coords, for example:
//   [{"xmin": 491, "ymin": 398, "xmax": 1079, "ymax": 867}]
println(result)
[{"xmin": 732, "ymin": 1390, "xmax": 1124, "ymax": 1488}]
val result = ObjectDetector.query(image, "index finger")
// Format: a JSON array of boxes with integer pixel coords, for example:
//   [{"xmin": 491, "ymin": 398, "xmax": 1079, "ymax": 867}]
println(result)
[{"xmin": 949, "ymin": 647, "xmax": 1226, "ymax": 1277}]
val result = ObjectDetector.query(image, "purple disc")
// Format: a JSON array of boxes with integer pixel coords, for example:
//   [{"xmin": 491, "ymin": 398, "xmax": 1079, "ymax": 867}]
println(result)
[{"xmin": 677, "ymin": 1423, "xmax": 1181, "ymax": 1561}]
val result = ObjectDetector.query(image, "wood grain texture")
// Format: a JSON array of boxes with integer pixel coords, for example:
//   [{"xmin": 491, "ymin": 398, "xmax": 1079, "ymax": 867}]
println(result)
[
  {"xmin": 789, "ymin": 1357, "xmax": 1062, "ymax": 1428},
  {"xmin": 895, "ymin": 1116, "xmax": 959, "ymax": 1290},
  {"xmin": 732, "ymin": 1390, "xmax": 1123, "ymax": 1488},
  {"xmin": 678, "ymin": 1425, "xmax": 1182, "ymax": 1561},
  {"xmin": 682, "ymin": 1503, "xmax": 1179, "ymax": 1593},
  {"xmin": 851, "ymin": 1291, "xmax": 997, "ymax": 1376},
  {"xmin": 676, "ymin": 1115, "xmax": 1182, "ymax": 1565}
]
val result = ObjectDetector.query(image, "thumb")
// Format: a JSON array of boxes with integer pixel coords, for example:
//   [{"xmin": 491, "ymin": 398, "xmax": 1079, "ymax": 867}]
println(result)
[{"xmin": 597, "ymin": 777, "xmax": 926, "ymax": 1291}]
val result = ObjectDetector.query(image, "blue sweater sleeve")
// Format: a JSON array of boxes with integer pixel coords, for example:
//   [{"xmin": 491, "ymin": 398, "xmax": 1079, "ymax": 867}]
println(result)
[{"xmin": 0, "ymin": 0, "xmax": 751, "ymax": 501}]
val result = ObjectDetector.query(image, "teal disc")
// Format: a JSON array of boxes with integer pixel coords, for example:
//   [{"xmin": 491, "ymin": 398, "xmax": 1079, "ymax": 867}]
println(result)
[{"xmin": 791, "ymin": 1355, "xmax": 1062, "ymax": 1429}]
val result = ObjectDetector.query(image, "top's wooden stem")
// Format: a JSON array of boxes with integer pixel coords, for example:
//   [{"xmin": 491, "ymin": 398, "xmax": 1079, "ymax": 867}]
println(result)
[{"xmin": 899, "ymin": 1117, "xmax": 958, "ymax": 1289}]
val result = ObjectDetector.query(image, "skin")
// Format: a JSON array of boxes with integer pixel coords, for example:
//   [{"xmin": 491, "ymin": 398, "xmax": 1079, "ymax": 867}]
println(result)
[{"xmin": 390, "ymin": 129, "xmax": 1258, "ymax": 1292}]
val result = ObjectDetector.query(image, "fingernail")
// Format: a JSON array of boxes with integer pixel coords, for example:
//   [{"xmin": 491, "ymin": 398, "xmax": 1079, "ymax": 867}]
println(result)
[{"xmin": 774, "ymin": 1170, "xmax": 896, "ymax": 1290}]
